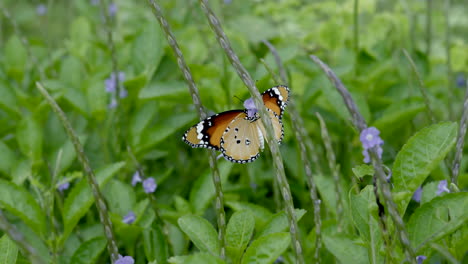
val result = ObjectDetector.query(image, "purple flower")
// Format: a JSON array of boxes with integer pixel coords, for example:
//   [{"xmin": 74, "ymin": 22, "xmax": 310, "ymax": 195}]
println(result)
[
  {"xmin": 456, "ymin": 74, "xmax": 466, "ymax": 88},
  {"xmin": 416, "ymin": 255, "xmax": 427, "ymax": 264},
  {"xmin": 119, "ymin": 88, "xmax": 128, "ymax": 99},
  {"xmin": 36, "ymin": 4, "xmax": 47, "ymax": 16},
  {"xmin": 243, "ymin": 98, "xmax": 257, "ymax": 118},
  {"xmin": 412, "ymin": 186, "xmax": 422, "ymax": 203},
  {"xmin": 122, "ymin": 211, "xmax": 136, "ymax": 224},
  {"xmin": 108, "ymin": 98, "xmax": 118, "ymax": 109},
  {"xmin": 143, "ymin": 177, "xmax": 157, "ymax": 193},
  {"xmin": 362, "ymin": 145, "xmax": 383, "ymax": 164},
  {"xmin": 108, "ymin": 3, "xmax": 118, "ymax": 16},
  {"xmin": 58, "ymin": 182, "xmax": 70, "ymax": 192},
  {"xmin": 131, "ymin": 171, "xmax": 142, "ymax": 186},
  {"xmin": 436, "ymin": 180, "xmax": 450, "ymax": 195},
  {"xmin": 116, "ymin": 255, "xmax": 134, "ymax": 264},
  {"xmin": 360, "ymin": 127, "xmax": 384, "ymax": 149}
]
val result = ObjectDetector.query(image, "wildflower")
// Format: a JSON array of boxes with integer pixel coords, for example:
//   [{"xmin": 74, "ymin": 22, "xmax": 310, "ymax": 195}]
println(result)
[
  {"xmin": 122, "ymin": 211, "xmax": 136, "ymax": 224},
  {"xmin": 119, "ymin": 88, "xmax": 128, "ymax": 99},
  {"xmin": 143, "ymin": 177, "xmax": 157, "ymax": 193},
  {"xmin": 416, "ymin": 255, "xmax": 427, "ymax": 264},
  {"xmin": 36, "ymin": 4, "xmax": 47, "ymax": 16},
  {"xmin": 243, "ymin": 98, "xmax": 257, "ymax": 118},
  {"xmin": 412, "ymin": 186, "xmax": 422, "ymax": 203},
  {"xmin": 274, "ymin": 256, "xmax": 284, "ymax": 263},
  {"xmin": 436, "ymin": 180, "xmax": 450, "ymax": 195},
  {"xmin": 108, "ymin": 98, "xmax": 118, "ymax": 109},
  {"xmin": 131, "ymin": 171, "xmax": 142, "ymax": 186},
  {"xmin": 58, "ymin": 182, "xmax": 70, "ymax": 192},
  {"xmin": 456, "ymin": 74, "xmax": 466, "ymax": 88},
  {"xmin": 115, "ymin": 255, "xmax": 134, "ymax": 264},
  {"xmin": 360, "ymin": 127, "xmax": 384, "ymax": 164},
  {"xmin": 108, "ymin": 3, "xmax": 117, "ymax": 17}
]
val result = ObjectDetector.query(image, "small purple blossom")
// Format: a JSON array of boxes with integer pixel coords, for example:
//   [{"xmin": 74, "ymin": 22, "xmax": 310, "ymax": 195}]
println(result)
[
  {"xmin": 122, "ymin": 211, "xmax": 136, "ymax": 224},
  {"xmin": 36, "ymin": 4, "xmax": 47, "ymax": 16},
  {"xmin": 416, "ymin": 255, "xmax": 427, "ymax": 264},
  {"xmin": 360, "ymin": 127, "xmax": 384, "ymax": 149},
  {"xmin": 115, "ymin": 255, "xmax": 134, "ymax": 264},
  {"xmin": 456, "ymin": 74, "xmax": 466, "ymax": 88},
  {"xmin": 243, "ymin": 98, "xmax": 257, "ymax": 117},
  {"xmin": 412, "ymin": 186, "xmax": 423, "ymax": 203},
  {"xmin": 131, "ymin": 171, "xmax": 142, "ymax": 186},
  {"xmin": 58, "ymin": 182, "xmax": 70, "ymax": 192},
  {"xmin": 108, "ymin": 98, "xmax": 118, "ymax": 109},
  {"xmin": 436, "ymin": 180, "xmax": 450, "ymax": 195},
  {"xmin": 108, "ymin": 3, "xmax": 118, "ymax": 16},
  {"xmin": 143, "ymin": 177, "xmax": 157, "ymax": 193},
  {"xmin": 362, "ymin": 145, "xmax": 383, "ymax": 164},
  {"xmin": 119, "ymin": 88, "xmax": 128, "ymax": 98}
]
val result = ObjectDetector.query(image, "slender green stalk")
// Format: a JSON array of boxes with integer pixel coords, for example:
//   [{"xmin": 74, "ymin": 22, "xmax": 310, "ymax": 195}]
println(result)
[
  {"xmin": 353, "ymin": 0, "xmax": 359, "ymax": 53},
  {"xmin": 199, "ymin": 1, "xmax": 304, "ymax": 263},
  {"xmin": 310, "ymin": 55, "xmax": 416, "ymax": 264},
  {"xmin": 451, "ymin": 80, "xmax": 468, "ymax": 185},
  {"xmin": 36, "ymin": 82, "xmax": 119, "ymax": 263},
  {"xmin": 146, "ymin": 0, "xmax": 226, "ymax": 258},
  {"xmin": 402, "ymin": 49, "xmax": 437, "ymax": 123},
  {"xmin": 0, "ymin": 209, "xmax": 45, "ymax": 264},
  {"xmin": 316, "ymin": 113, "xmax": 343, "ymax": 232},
  {"xmin": 444, "ymin": 0, "xmax": 454, "ymax": 120},
  {"xmin": 426, "ymin": 0, "xmax": 432, "ymax": 57}
]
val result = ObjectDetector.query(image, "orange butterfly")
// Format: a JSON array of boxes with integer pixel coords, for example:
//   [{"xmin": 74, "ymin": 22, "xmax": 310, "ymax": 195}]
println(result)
[{"xmin": 183, "ymin": 85, "xmax": 290, "ymax": 163}]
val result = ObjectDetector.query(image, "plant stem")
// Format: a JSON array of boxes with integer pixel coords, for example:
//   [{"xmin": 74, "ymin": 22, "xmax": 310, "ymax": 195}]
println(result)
[
  {"xmin": 426, "ymin": 0, "xmax": 432, "ymax": 57},
  {"xmin": 451, "ymin": 80, "xmax": 468, "ymax": 185}
]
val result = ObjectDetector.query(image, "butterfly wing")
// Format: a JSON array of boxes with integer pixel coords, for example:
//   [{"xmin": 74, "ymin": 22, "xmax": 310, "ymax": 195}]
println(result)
[
  {"xmin": 183, "ymin": 110, "xmax": 244, "ymax": 150},
  {"xmin": 262, "ymin": 85, "xmax": 290, "ymax": 118},
  {"xmin": 220, "ymin": 112, "xmax": 264, "ymax": 163}
]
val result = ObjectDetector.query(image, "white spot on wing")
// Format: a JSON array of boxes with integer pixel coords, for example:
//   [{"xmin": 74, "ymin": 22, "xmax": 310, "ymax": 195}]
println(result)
[{"xmin": 196, "ymin": 122, "xmax": 204, "ymax": 139}]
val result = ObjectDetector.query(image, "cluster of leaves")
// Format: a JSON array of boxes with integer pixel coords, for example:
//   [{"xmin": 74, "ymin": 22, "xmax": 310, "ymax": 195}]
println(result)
[{"xmin": 0, "ymin": 0, "xmax": 467, "ymax": 263}]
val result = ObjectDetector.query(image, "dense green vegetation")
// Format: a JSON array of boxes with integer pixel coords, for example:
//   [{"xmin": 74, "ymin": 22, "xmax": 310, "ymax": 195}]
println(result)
[{"xmin": 0, "ymin": 0, "xmax": 467, "ymax": 263}]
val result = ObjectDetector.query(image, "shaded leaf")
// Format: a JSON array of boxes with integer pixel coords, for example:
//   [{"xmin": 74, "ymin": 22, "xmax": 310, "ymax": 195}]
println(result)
[
  {"xmin": 241, "ymin": 232, "xmax": 290, "ymax": 264},
  {"xmin": 0, "ymin": 235, "xmax": 18, "ymax": 264},
  {"xmin": 70, "ymin": 237, "xmax": 106, "ymax": 264},
  {"xmin": 178, "ymin": 215, "xmax": 220, "ymax": 256},
  {"xmin": 226, "ymin": 210, "xmax": 255, "ymax": 263}
]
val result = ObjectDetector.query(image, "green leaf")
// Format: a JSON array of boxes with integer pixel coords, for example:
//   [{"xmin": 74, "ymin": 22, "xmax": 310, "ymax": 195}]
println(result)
[
  {"xmin": 408, "ymin": 193, "xmax": 468, "ymax": 250},
  {"xmin": 0, "ymin": 79, "xmax": 19, "ymax": 115},
  {"xmin": 68, "ymin": 17, "xmax": 91, "ymax": 58},
  {"xmin": 62, "ymin": 162, "xmax": 125, "ymax": 241},
  {"xmin": 351, "ymin": 164, "xmax": 374, "ymax": 178},
  {"xmin": 85, "ymin": 79, "xmax": 107, "ymax": 120},
  {"xmin": 102, "ymin": 179, "xmax": 136, "ymax": 216},
  {"xmin": 139, "ymin": 81, "xmax": 188, "ymax": 100},
  {"xmin": 132, "ymin": 19, "xmax": 164, "ymax": 78},
  {"xmin": 0, "ymin": 141, "xmax": 16, "ymax": 176},
  {"xmin": 256, "ymin": 209, "xmax": 306, "ymax": 238},
  {"xmin": 225, "ymin": 201, "xmax": 273, "ymax": 230},
  {"xmin": 143, "ymin": 222, "xmax": 169, "ymax": 264},
  {"xmin": 0, "ymin": 179, "xmax": 47, "ymax": 236},
  {"xmin": 0, "ymin": 235, "xmax": 18, "ymax": 264},
  {"xmin": 16, "ymin": 114, "xmax": 43, "ymax": 164},
  {"xmin": 372, "ymin": 101, "xmax": 424, "ymax": 135},
  {"xmin": 130, "ymin": 103, "xmax": 157, "ymax": 147},
  {"xmin": 227, "ymin": 15, "xmax": 277, "ymax": 44},
  {"xmin": 178, "ymin": 215, "xmax": 220, "ymax": 255},
  {"xmin": 392, "ymin": 122, "xmax": 457, "ymax": 214},
  {"xmin": 189, "ymin": 162, "xmax": 233, "ymax": 214},
  {"xmin": 322, "ymin": 233, "xmax": 368, "ymax": 264},
  {"xmin": 226, "ymin": 211, "xmax": 255, "ymax": 263},
  {"xmin": 241, "ymin": 232, "xmax": 290, "ymax": 264},
  {"xmin": 70, "ymin": 237, "xmax": 106, "ymax": 264},
  {"xmin": 168, "ymin": 253, "xmax": 224, "ymax": 264},
  {"xmin": 3, "ymin": 35, "xmax": 27, "ymax": 82}
]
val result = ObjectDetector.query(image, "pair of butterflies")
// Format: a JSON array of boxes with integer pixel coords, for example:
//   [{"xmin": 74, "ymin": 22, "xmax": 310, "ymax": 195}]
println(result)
[{"xmin": 183, "ymin": 85, "xmax": 290, "ymax": 163}]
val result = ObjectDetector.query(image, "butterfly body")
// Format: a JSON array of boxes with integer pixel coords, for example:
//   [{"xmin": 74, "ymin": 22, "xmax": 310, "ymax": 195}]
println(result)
[{"xmin": 183, "ymin": 85, "xmax": 289, "ymax": 163}]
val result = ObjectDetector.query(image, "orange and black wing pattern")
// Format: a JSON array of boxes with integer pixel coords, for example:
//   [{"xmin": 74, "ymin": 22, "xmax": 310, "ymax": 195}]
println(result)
[{"xmin": 262, "ymin": 85, "xmax": 290, "ymax": 118}]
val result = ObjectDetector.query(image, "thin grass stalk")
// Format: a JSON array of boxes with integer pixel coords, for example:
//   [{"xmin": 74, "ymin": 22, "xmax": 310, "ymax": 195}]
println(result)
[
  {"xmin": 199, "ymin": 1, "xmax": 304, "ymax": 263},
  {"xmin": 36, "ymin": 82, "xmax": 119, "ymax": 263},
  {"xmin": 402, "ymin": 49, "xmax": 437, "ymax": 123},
  {"xmin": 444, "ymin": 0, "xmax": 454, "ymax": 120},
  {"xmin": 309, "ymin": 55, "xmax": 417, "ymax": 263},
  {"xmin": 146, "ymin": 0, "xmax": 227, "ymax": 258},
  {"xmin": 451, "ymin": 80, "xmax": 468, "ymax": 185},
  {"xmin": 353, "ymin": 0, "xmax": 359, "ymax": 53},
  {"xmin": 0, "ymin": 209, "xmax": 45, "ymax": 264},
  {"xmin": 426, "ymin": 0, "xmax": 432, "ymax": 57},
  {"xmin": 260, "ymin": 53, "xmax": 322, "ymax": 263},
  {"xmin": 316, "ymin": 113, "xmax": 343, "ymax": 232}
]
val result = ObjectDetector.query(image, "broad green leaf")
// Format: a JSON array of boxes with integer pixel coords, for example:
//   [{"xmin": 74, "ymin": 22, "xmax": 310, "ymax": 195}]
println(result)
[
  {"xmin": 189, "ymin": 162, "xmax": 233, "ymax": 214},
  {"xmin": 16, "ymin": 114, "xmax": 43, "ymax": 164},
  {"xmin": 174, "ymin": 196, "xmax": 192, "ymax": 214},
  {"xmin": 0, "ymin": 179, "xmax": 46, "ymax": 236},
  {"xmin": 169, "ymin": 253, "xmax": 224, "ymax": 264},
  {"xmin": 393, "ymin": 122, "xmax": 457, "ymax": 213},
  {"xmin": 322, "ymin": 233, "xmax": 368, "ymax": 264},
  {"xmin": 139, "ymin": 81, "xmax": 187, "ymax": 100},
  {"xmin": 349, "ymin": 186, "xmax": 383, "ymax": 264},
  {"xmin": 314, "ymin": 174, "xmax": 337, "ymax": 216},
  {"xmin": 70, "ymin": 237, "xmax": 106, "ymax": 264},
  {"xmin": 102, "ymin": 179, "xmax": 135, "ymax": 216},
  {"xmin": 0, "ymin": 141, "xmax": 15, "ymax": 176},
  {"xmin": 62, "ymin": 162, "xmax": 125, "ymax": 241},
  {"xmin": 0, "ymin": 79, "xmax": 19, "ymax": 115},
  {"xmin": 225, "ymin": 201, "xmax": 273, "ymax": 229},
  {"xmin": 85, "ymin": 79, "xmax": 107, "ymax": 120},
  {"xmin": 352, "ymin": 164, "xmax": 374, "ymax": 178},
  {"xmin": 226, "ymin": 211, "xmax": 255, "ymax": 263},
  {"xmin": 143, "ymin": 222, "xmax": 169, "ymax": 264},
  {"xmin": 372, "ymin": 101, "xmax": 424, "ymax": 135},
  {"xmin": 408, "ymin": 193, "xmax": 468, "ymax": 249},
  {"xmin": 68, "ymin": 17, "xmax": 91, "ymax": 58},
  {"xmin": 3, "ymin": 35, "xmax": 27, "ymax": 82},
  {"xmin": 130, "ymin": 103, "xmax": 157, "ymax": 147},
  {"xmin": 178, "ymin": 215, "xmax": 220, "ymax": 256},
  {"xmin": 256, "ymin": 209, "xmax": 307, "ymax": 238},
  {"xmin": 0, "ymin": 235, "xmax": 18, "ymax": 264},
  {"xmin": 132, "ymin": 19, "xmax": 164, "ymax": 78},
  {"xmin": 241, "ymin": 232, "xmax": 290, "ymax": 264}
]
